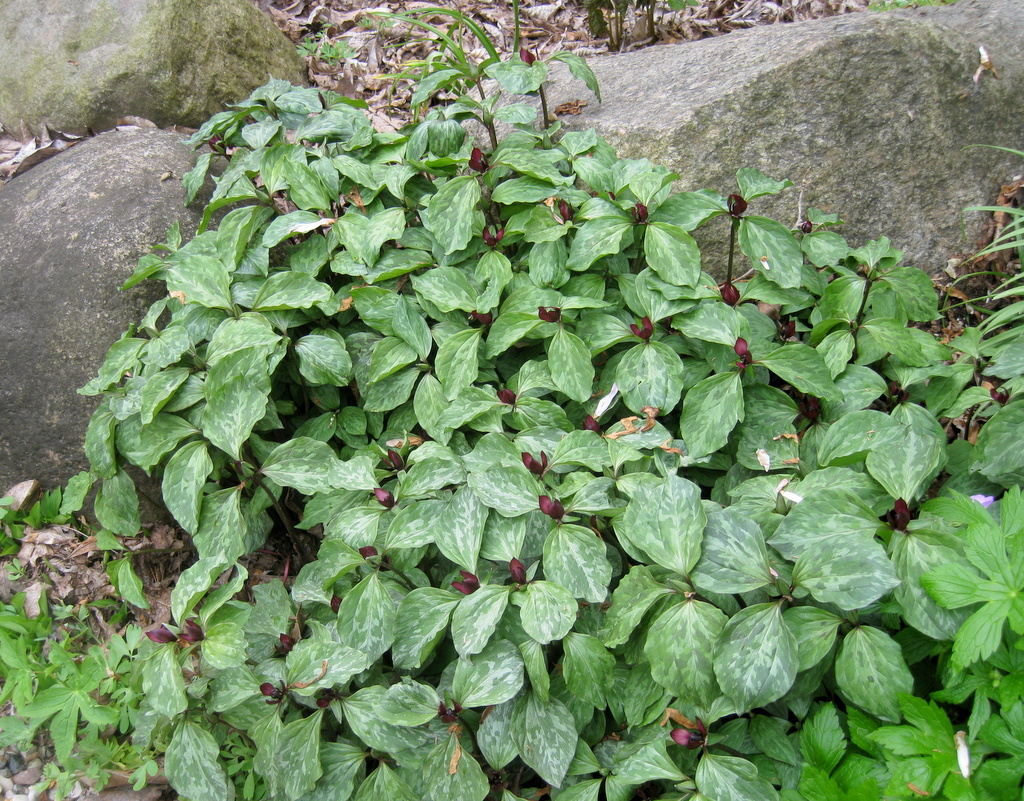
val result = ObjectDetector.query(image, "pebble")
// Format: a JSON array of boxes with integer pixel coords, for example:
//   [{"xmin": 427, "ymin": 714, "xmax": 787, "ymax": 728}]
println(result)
[
  {"xmin": 0, "ymin": 774, "xmax": 14, "ymax": 795},
  {"xmin": 12, "ymin": 758, "xmax": 43, "ymax": 786},
  {"xmin": 7, "ymin": 751, "xmax": 25, "ymax": 774}
]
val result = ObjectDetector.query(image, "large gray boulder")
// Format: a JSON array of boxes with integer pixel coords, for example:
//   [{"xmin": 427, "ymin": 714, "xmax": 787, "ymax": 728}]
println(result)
[
  {"xmin": 0, "ymin": 0, "xmax": 308, "ymax": 137},
  {"xmin": 541, "ymin": 0, "xmax": 1024, "ymax": 274},
  {"xmin": 0, "ymin": 129, "xmax": 211, "ymax": 498}
]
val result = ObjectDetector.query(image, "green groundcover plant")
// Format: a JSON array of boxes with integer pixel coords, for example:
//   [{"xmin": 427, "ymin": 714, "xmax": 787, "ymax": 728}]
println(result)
[{"xmin": 14, "ymin": 51, "xmax": 1024, "ymax": 800}]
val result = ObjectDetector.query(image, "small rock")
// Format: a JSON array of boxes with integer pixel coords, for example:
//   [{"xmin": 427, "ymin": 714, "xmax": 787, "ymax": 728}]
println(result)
[
  {"xmin": 0, "ymin": 774, "xmax": 15, "ymax": 795},
  {"xmin": 0, "ymin": 764, "xmax": 11, "ymax": 778},
  {"xmin": 12, "ymin": 759, "xmax": 43, "ymax": 786},
  {"xmin": 26, "ymin": 785, "xmax": 41, "ymax": 801},
  {"xmin": 3, "ymin": 479, "xmax": 40, "ymax": 511},
  {"xmin": 7, "ymin": 751, "xmax": 25, "ymax": 773}
]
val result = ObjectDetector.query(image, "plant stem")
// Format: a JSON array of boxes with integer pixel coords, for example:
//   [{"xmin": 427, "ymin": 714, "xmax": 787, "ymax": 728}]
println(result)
[{"xmin": 726, "ymin": 218, "xmax": 739, "ymax": 284}]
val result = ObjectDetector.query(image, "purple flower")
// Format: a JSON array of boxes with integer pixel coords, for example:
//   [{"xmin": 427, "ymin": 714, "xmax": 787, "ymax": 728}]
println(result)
[
  {"xmin": 720, "ymin": 282, "xmax": 740, "ymax": 306},
  {"xmin": 539, "ymin": 495, "xmax": 565, "ymax": 521},
  {"xmin": 373, "ymin": 488, "xmax": 396, "ymax": 509},
  {"xmin": 509, "ymin": 558, "xmax": 528, "ymax": 585},
  {"xmin": 179, "ymin": 619, "xmax": 204, "ymax": 643},
  {"xmin": 538, "ymin": 306, "xmax": 561, "ymax": 323},
  {"xmin": 497, "ymin": 388, "xmax": 517, "ymax": 405},
  {"xmin": 970, "ymin": 494, "xmax": 996, "ymax": 508},
  {"xmin": 468, "ymin": 147, "xmax": 489, "ymax": 173},
  {"xmin": 519, "ymin": 48, "xmax": 537, "ymax": 65},
  {"xmin": 522, "ymin": 451, "xmax": 548, "ymax": 476},
  {"xmin": 728, "ymin": 194, "xmax": 747, "ymax": 217},
  {"xmin": 452, "ymin": 571, "xmax": 480, "ymax": 595},
  {"xmin": 583, "ymin": 414, "xmax": 602, "ymax": 434},
  {"xmin": 145, "ymin": 625, "xmax": 176, "ymax": 644},
  {"xmin": 631, "ymin": 202, "xmax": 648, "ymax": 223},
  {"xmin": 630, "ymin": 316, "xmax": 654, "ymax": 341}
]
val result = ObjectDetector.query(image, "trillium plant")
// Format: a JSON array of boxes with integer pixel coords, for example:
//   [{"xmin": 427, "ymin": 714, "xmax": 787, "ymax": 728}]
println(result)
[{"xmin": 43, "ymin": 65, "xmax": 1024, "ymax": 801}]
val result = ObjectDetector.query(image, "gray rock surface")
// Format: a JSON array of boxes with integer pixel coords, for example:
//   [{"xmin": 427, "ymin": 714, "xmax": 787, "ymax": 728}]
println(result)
[
  {"xmin": 540, "ymin": 0, "xmax": 1024, "ymax": 275},
  {"xmin": 0, "ymin": 0, "xmax": 308, "ymax": 137},
  {"xmin": 0, "ymin": 128, "xmax": 212, "ymax": 497}
]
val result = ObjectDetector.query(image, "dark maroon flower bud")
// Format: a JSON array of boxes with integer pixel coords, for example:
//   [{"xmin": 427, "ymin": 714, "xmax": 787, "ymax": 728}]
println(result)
[
  {"xmin": 670, "ymin": 728, "xmax": 692, "ymax": 746},
  {"xmin": 260, "ymin": 682, "xmax": 286, "ymax": 703},
  {"xmin": 278, "ymin": 634, "xmax": 296, "ymax": 654},
  {"xmin": 538, "ymin": 306, "xmax": 561, "ymax": 323},
  {"xmin": 608, "ymin": 191, "xmax": 616, "ymax": 201},
  {"xmin": 889, "ymin": 381, "xmax": 908, "ymax": 404},
  {"xmin": 145, "ymin": 625, "xmax": 176, "ymax": 644},
  {"xmin": 373, "ymin": 488, "xmax": 396, "ymax": 509},
  {"xmin": 316, "ymin": 695, "xmax": 332, "ymax": 708},
  {"xmin": 331, "ymin": 594, "xmax": 342, "ymax": 613},
  {"xmin": 990, "ymin": 386, "xmax": 1010, "ymax": 404},
  {"xmin": 469, "ymin": 147, "xmax": 489, "ymax": 173},
  {"xmin": 798, "ymin": 395, "xmax": 820, "ymax": 422},
  {"xmin": 780, "ymin": 320, "xmax": 797, "ymax": 340},
  {"xmin": 886, "ymin": 498, "xmax": 911, "ymax": 532},
  {"xmin": 631, "ymin": 202, "xmax": 649, "ymax": 223},
  {"xmin": 539, "ymin": 494, "xmax": 565, "ymax": 521},
  {"xmin": 451, "ymin": 571, "xmax": 480, "ymax": 595},
  {"xmin": 798, "ymin": 219, "xmax": 813, "ymax": 234},
  {"xmin": 558, "ymin": 200, "xmax": 573, "ymax": 223},
  {"xmin": 519, "ymin": 48, "xmax": 537, "ymax": 65},
  {"xmin": 522, "ymin": 451, "xmax": 548, "ymax": 476},
  {"xmin": 728, "ymin": 194, "xmax": 747, "ymax": 217},
  {"xmin": 438, "ymin": 700, "xmax": 462, "ymax": 723},
  {"xmin": 509, "ymin": 558, "xmax": 528, "ymax": 585},
  {"xmin": 482, "ymin": 226, "xmax": 505, "ymax": 248},
  {"xmin": 630, "ymin": 316, "xmax": 654, "ymax": 341},
  {"xmin": 734, "ymin": 337, "xmax": 752, "ymax": 368},
  {"xmin": 383, "ymin": 449, "xmax": 404, "ymax": 470},
  {"xmin": 179, "ymin": 619, "xmax": 204, "ymax": 643},
  {"xmin": 470, "ymin": 310, "xmax": 493, "ymax": 326},
  {"xmin": 721, "ymin": 282, "xmax": 740, "ymax": 306},
  {"xmin": 359, "ymin": 545, "xmax": 378, "ymax": 559},
  {"xmin": 583, "ymin": 415, "xmax": 602, "ymax": 434},
  {"xmin": 497, "ymin": 388, "xmax": 516, "ymax": 405}
]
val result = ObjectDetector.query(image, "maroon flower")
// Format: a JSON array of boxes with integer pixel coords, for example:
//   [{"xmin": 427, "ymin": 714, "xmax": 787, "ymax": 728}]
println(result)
[
  {"xmin": 382, "ymin": 449, "xmax": 404, "ymax": 471},
  {"xmin": 539, "ymin": 495, "xmax": 565, "ymax": 521},
  {"xmin": 470, "ymin": 310, "xmax": 493, "ymax": 326},
  {"xmin": 631, "ymin": 203, "xmax": 649, "ymax": 223},
  {"xmin": 373, "ymin": 488, "xmax": 396, "ymax": 509},
  {"xmin": 798, "ymin": 395, "xmax": 820, "ymax": 422},
  {"xmin": 145, "ymin": 625, "xmax": 176, "ymax": 644},
  {"xmin": 277, "ymin": 633, "xmax": 297, "ymax": 654},
  {"xmin": 720, "ymin": 282, "xmax": 740, "ymax": 306},
  {"xmin": 779, "ymin": 319, "xmax": 796, "ymax": 340},
  {"xmin": 630, "ymin": 316, "xmax": 654, "ymax": 341},
  {"xmin": 359, "ymin": 545, "xmax": 378, "ymax": 559},
  {"xmin": 452, "ymin": 571, "xmax": 480, "ymax": 595},
  {"xmin": 497, "ymin": 388, "xmax": 517, "ymax": 405},
  {"xmin": 734, "ymin": 337, "xmax": 752, "ymax": 368},
  {"xmin": 522, "ymin": 451, "xmax": 548, "ymax": 476},
  {"xmin": 583, "ymin": 415, "xmax": 602, "ymax": 434},
  {"xmin": 179, "ymin": 619, "xmax": 204, "ymax": 643},
  {"xmin": 798, "ymin": 219, "xmax": 813, "ymax": 234},
  {"xmin": 509, "ymin": 558, "xmax": 528, "ymax": 585},
  {"xmin": 670, "ymin": 721, "xmax": 706, "ymax": 750},
  {"xmin": 482, "ymin": 226, "xmax": 505, "ymax": 248},
  {"xmin": 557, "ymin": 200, "xmax": 574, "ymax": 223},
  {"xmin": 469, "ymin": 147, "xmax": 489, "ymax": 173},
  {"xmin": 331, "ymin": 594, "xmax": 342, "ymax": 613},
  {"xmin": 990, "ymin": 386, "xmax": 1010, "ymax": 405},
  {"xmin": 538, "ymin": 306, "xmax": 561, "ymax": 323},
  {"xmin": 727, "ymin": 194, "xmax": 747, "ymax": 217},
  {"xmin": 438, "ymin": 700, "xmax": 462, "ymax": 723},
  {"xmin": 519, "ymin": 48, "xmax": 537, "ymax": 65},
  {"xmin": 260, "ymin": 682, "xmax": 286, "ymax": 704},
  {"xmin": 886, "ymin": 499, "xmax": 911, "ymax": 532}
]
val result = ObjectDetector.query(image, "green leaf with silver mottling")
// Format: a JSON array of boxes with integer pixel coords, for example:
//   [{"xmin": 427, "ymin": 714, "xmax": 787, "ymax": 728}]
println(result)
[
  {"xmin": 834, "ymin": 625, "xmax": 912, "ymax": 722},
  {"xmin": 645, "ymin": 599, "xmax": 727, "ymax": 708},
  {"xmin": 714, "ymin": 602, "xmax": 798, "ymax": 712},
  {"xmin": 618, "ymin": 474, "xmax": 706, "ymax": 575},
  {"xmin": 164, "ymin": 721, "xmax": 230, "ymax": 801},
  {"xmin": 520, "ymin": 580, "xmax": 577, "ymax": 644},
  {"xmin": 696, "ymin": 752, "xmax": 781, "ymax": 801},
  {"xmin": 511, "ymin": 691, "xmax": 577, "ymax": 788},
  {"xmin": 453, "ymin": 638, "xmax": 525, "ymax": 707},
  {"xmin": 335, "ymin": 573, "xmax": 396, "ymax": 660}
]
